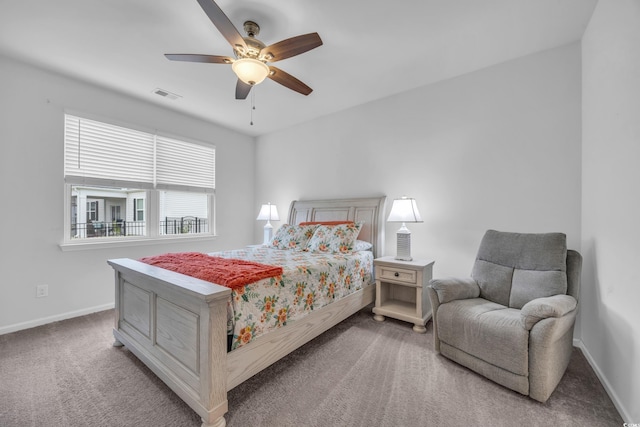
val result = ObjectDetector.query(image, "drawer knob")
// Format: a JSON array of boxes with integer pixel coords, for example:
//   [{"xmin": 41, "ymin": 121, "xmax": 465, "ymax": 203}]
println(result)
[{"xmin": 394, "ymin": 272, "xmax": 400, "ymax": 277}]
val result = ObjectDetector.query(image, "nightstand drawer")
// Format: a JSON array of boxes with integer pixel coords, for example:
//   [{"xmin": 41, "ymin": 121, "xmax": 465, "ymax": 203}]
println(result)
[{"xmin": 376, "ymin": 266, "xmax": 417, "ymax": 285}]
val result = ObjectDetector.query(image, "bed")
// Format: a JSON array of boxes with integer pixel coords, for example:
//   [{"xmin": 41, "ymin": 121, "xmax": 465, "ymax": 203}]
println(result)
[{"xmin": 108, "ymin": 196, "xmax": 386, "ymax": 427}]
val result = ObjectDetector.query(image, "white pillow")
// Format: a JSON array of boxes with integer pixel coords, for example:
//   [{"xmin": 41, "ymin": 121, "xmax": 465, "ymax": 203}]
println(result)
[{"xmin": 353, "ymin": 240, "xmax": 373, "ymax": 252}]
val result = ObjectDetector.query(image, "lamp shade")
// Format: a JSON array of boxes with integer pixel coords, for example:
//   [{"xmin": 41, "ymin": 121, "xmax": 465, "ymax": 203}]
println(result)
[
  {"xmin": 387, "ymin": 197, "xmax": 423, "ymax": 223},
  {"xmin": 256, "ymin": 203, "xmax": 279, "ymax": 221},
  {"xmin": 257, "ymin": 203, "xmax": 279, "ymax": 245},
  {"xmin": 232, "ymin": 58, "xmax": 270, "ymax": 85}
]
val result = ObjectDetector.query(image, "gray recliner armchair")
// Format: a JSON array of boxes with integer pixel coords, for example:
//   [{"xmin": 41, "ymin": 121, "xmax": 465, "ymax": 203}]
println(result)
[{"xmin": 427, "ymin": 230, "xmax": 582, "ymax": 402}]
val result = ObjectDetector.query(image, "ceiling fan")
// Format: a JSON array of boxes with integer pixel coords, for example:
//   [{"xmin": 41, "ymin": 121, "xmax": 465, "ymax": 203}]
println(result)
[{"xmin": 165, "ymin": 0, "xmax": 323, "ymax": 100}]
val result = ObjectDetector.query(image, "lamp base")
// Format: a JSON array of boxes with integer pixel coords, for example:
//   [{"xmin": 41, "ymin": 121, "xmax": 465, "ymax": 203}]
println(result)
[
  {"xmin": 263, "ymin": 223, "xmax": 274, "ymax": 245},
  {"xmin": 395, "ymin": 229, "xmax": 412, "ymax": 261}
]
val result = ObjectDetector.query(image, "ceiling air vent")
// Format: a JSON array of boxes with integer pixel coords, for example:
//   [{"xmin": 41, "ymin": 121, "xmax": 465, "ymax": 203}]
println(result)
[{"xmin": 153, "ymin": 88, "xmax": 181, "ymax": 100}]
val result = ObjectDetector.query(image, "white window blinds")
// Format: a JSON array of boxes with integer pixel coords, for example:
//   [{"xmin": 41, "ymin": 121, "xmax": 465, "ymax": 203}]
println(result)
[
  {"xmin": 156, "ymin": 135, "xmax": 215, "ymax": 191},
  {"xmin": 64, "ymin": 114, "xmax": 215, "ymax": 192}
]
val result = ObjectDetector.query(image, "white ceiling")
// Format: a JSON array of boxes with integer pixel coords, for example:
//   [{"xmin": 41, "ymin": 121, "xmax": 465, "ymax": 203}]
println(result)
[{"xmin": 0, "ymin": 0, "xmax": 597, "ymax": 137}]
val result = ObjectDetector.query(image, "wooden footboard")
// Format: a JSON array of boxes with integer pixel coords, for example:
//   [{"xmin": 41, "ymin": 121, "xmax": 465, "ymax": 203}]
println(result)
[
  {"xmin": 109, "ymin": 258, "xmax": 231, "ymax": 427},
  {"xmin": 109, "ymin": 258, "xmax": 375, "ymax": 427}
]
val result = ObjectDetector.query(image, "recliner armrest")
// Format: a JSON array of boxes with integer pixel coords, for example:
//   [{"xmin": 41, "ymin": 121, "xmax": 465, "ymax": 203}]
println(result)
[
  {"xmin": 429, "ymin": 277, "xmax": 480, "ymax": 304},
  {"xmin": 520, "ymin": 295, "xmax": 577, "ymax": 330}
]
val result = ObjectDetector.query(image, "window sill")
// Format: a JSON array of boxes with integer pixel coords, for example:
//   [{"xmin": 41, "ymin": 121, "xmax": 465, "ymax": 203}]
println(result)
[{"xmin": 59, "ymin": 234, "xmax": 217, "ymax": 252}]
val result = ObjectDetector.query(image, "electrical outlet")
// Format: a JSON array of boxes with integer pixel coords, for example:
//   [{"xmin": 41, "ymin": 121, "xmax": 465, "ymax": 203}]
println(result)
[{"xmin": 36, "ymin": 284, "xmax": 48, "ymax": 298}]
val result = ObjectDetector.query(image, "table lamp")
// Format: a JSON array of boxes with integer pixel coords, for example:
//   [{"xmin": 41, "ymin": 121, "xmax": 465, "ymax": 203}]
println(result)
[
  {"xmin": 387, "ymin": 196, "xmax": 422, "ymax": 261},
  {"xmin": 256, "ymin": 202, "xmax": 279, "ymax": 245}
]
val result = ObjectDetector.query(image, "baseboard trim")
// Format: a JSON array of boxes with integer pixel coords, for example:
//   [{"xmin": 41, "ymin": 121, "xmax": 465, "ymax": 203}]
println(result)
[
  {"xmin": 573, "ymin": 338, "xmax": 630, "ymax": 422},
  {"xmin": 0, "ymin": 303, "xmax": 115, "ymax": 336}
]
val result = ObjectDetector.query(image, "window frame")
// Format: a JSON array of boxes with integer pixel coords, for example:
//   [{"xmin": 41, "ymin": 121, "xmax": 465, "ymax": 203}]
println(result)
[{"xmin": 60, "ymin": 112, "xmax": 217, "ymax": 250}]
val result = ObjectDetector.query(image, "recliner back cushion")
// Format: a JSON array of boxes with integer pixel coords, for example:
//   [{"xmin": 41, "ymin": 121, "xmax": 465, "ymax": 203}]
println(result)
[
  {"xmin": 471, "ymin": 259, "xmax": 513, "ymax": 306},
  {"xmin": 471, "ymin": 230, "xmax": 568, "ymax": 309}
]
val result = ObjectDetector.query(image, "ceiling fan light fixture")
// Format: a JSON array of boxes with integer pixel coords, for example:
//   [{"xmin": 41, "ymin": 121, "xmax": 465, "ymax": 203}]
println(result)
[
  {"xmin": 164, "ymin": 1, "xmax": 322, "ymax": 98},
  {"xmin": 232, "ymin": 58, "xmax": 270, "ymax": 85}
]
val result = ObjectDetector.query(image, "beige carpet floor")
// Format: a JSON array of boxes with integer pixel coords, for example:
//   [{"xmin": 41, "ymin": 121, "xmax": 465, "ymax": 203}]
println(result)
[{"xmin": 0, "ymin": 308, "xmax": 623, "ymax": 427}]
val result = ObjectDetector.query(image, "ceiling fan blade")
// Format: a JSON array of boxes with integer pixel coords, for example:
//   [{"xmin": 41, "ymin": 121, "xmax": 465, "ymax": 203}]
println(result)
[
  {"xmin": 268, "ymin": 66, "xmax": 313, "ymax": 96},
  {"xmin": 197, "ymin": 0, "xmax": 247, "ymax": 51},
  {"xmin": 261, "ymin": 33, "xmax": 322, "ymax": 62},
  {"xmin": 165, "ymin": 54, "xmax": 233, "ymax": 64},
  {"xmin": 236, "ymin": 79, "xmax": 252, "ymax": 100}
]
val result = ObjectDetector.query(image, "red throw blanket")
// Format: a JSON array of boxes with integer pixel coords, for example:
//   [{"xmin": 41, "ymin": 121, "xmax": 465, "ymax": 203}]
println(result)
[{"xmin": 139, "ymin": 252, "xmax": 283, "ymax": 290}]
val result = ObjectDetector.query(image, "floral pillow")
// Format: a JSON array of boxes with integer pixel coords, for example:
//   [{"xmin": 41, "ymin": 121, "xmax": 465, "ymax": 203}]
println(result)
[
  {"xmin": 269, "ymin": 224, "xmax": 319, "ymax": 250},
  {"xmin": 306, "ymin": 222, "xmax": 363, "ymax": 254}
]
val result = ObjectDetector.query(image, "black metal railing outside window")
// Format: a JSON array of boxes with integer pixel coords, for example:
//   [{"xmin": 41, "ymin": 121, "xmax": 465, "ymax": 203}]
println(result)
[
  {"xmin": 71, "ymin": 220, "xmax": 145, "ymax": 239},
  {"xmin": 161, "ymin": 216, "xmax": 208, "ymax": 235},
  {"xmin": 70, "ymin": 217, "xmax": 208, "ymax": 239}
]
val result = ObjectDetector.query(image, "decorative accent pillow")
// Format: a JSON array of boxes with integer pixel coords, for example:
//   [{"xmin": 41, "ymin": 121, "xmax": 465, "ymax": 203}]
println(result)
[
  {"xmin": 269, "ymin": 224, "xmax": 319, "ymax": 250},
  {"xmin": 353, "ymin": 239, "xmax": 373, "ymax": 252},
  {"xmin": 306, "ymin": 222, "xmax": 363, "ymax": 254}
]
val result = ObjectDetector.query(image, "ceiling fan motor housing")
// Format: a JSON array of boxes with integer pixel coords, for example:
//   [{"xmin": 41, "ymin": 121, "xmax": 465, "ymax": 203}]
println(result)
[
  {"xmin": 243, "ymin": 21, "xmax": 260, "ymax": 37},
  {"xmin": 234, "ymin": 21, "xmax": 267, "ymax": 60}
]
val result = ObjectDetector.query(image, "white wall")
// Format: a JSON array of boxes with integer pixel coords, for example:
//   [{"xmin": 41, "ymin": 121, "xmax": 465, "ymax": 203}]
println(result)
[
  {"xmin": 582, "ymin": 0, "xmax": 640, "ymax": 421},
  {"xmin": 0, "ymin": 55, "xmax": 256, "ymax": 333},
  {"xmin": 256, "ymin": 43, "xmax": 582, "ymax": 280},
  {"xmin": 1, "ymin": 13, "xmax": 634, "ymax": 419}
]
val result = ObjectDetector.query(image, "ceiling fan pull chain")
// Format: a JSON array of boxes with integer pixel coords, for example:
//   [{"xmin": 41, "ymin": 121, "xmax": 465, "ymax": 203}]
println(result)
[{"xmin": 250, "ymin": 88, "xmax": 256, "ymax": 126}]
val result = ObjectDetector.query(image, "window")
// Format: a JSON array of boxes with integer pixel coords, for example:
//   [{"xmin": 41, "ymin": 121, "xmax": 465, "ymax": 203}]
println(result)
[
  {"xmin": 63, "ymin": 114, "xmax": 215, "ymax": 243},
  {"xmin": 87, "ymin": 201, "xmax": 98, "ymax": 222},
  {"xmin": 70, "ymin": 185, "xmax": 146, "ymax": 238},
  {"xmin": 110, "ymin": 205, "xmax": 121, "ymax": 221},
  {"xmin": 133, "ymin": 198, "xmax": 144, "ymax": 222},
  {"xmin": 159, "ymin": 190, "xmax": 209, "ymax": 235}
]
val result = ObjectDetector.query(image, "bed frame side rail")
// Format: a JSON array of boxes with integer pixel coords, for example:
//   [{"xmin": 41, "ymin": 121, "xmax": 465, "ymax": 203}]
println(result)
[{"xmin": 226, "ymin": 282, "xmax": 375, "ymax": 389}]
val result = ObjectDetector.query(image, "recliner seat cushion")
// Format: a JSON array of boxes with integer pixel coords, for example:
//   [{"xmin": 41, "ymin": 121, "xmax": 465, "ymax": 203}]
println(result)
[
  {"xmin": 436, "ymin": 298, "xmax": 529, "ymax": 376},
  {"xmin": 472, "ymin": 230, "xmax": 568, "ymax": 309}
]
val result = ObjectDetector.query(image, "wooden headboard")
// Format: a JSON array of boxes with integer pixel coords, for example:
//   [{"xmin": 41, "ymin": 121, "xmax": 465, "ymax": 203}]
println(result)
[{"xmin": 287, "ymin": 196, "xmax": 387, "ymax": 258}]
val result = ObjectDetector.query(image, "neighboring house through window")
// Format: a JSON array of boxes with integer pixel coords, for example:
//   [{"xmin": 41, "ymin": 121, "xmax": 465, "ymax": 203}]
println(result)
[{"xmin": 63, "ymin": 114, "xmax": 215, "ymax": 243}]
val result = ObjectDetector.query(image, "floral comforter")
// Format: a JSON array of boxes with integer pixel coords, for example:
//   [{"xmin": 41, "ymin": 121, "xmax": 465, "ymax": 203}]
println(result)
[{"xmin": 208, "ymin": 247, "xmax": 374, "ymax": 350}]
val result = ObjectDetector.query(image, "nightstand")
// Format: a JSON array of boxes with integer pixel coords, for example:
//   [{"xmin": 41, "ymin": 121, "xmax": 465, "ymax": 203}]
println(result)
[{"xmin": 372, "ymin": 256, "xmax": 435, "ymax": 333}]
